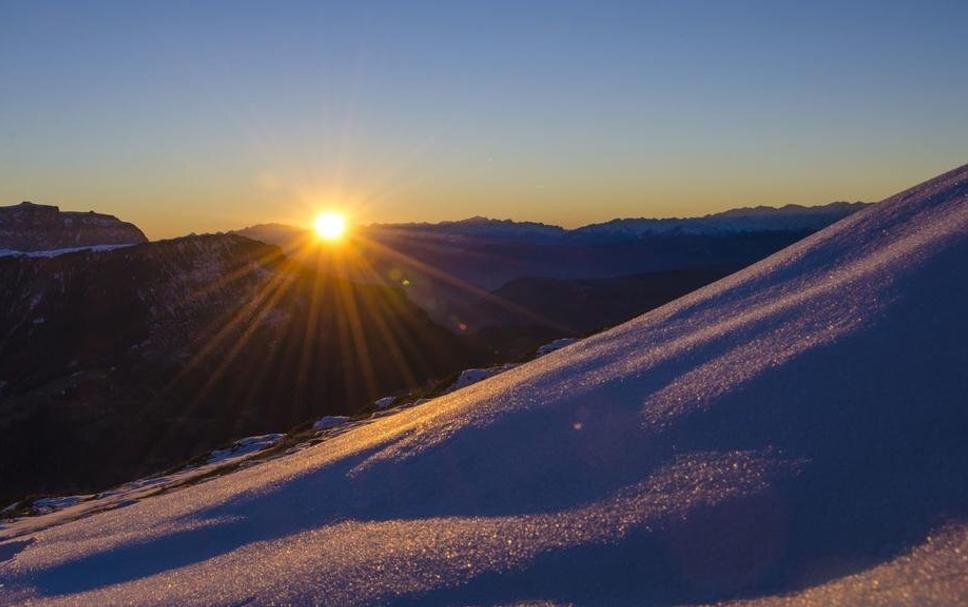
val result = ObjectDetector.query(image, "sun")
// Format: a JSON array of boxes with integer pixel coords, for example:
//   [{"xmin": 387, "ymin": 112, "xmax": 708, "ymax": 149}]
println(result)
[{"xmin": 314, "ymin": 212, "xmax": 347, "ymax": 241}]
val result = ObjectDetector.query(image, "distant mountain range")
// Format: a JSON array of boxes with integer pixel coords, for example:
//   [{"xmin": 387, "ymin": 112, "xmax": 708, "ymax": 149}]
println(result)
[
  {"xmin": 573, "ymin": 201, "xmax": 868, "ymax": 237},
  {"xmin": 236, "ymin": 201, "xmax": 870, "ymax": 246},
  {"xmin": 469, "ymin": 268, "xmax": 738, "ymax": 334},
  {"xmin": 233, "ymin": 202, "xmax": 870, "ymax": 344},
  {"xmin": 0, "ymin": 201, "xmax": 147, "ymax": 252},
  {"xmin": 0, "ymin": 199, "xmax": 865, "ymax": 255},
  {"xmin": 365, "ymin": 216, "xmax": 570, "ymax": 242}
]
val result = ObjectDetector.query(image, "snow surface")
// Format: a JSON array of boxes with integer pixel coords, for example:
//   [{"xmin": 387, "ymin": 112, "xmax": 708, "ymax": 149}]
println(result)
[
  {"xmin": 721, "ymin": 521, "xmax": 968, "ymax": 607},
  {"xmin": 1, "ymin": 164, "xmax": 967, "ymax": 605}
]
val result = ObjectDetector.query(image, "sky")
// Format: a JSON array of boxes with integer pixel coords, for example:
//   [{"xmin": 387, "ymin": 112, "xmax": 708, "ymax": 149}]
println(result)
[{"xmin": 1, "ymin": 1, "xmax": 966, "ymax": 239}]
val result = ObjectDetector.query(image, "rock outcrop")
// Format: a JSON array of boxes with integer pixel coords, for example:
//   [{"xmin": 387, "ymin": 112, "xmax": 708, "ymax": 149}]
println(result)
[{"xmin": 0, "ymin": 201, "xmax": 148, "ymax": 251}]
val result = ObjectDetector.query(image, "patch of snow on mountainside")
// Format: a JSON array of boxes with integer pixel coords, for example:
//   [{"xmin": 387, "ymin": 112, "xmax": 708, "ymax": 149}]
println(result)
[
  {"xmin": 312, "ymin": 416, "xmax": 351, "ymax": 431},
  {"xmin": 0, "ymin": 244, "xmax": 135, "ymax": 258},
  {"xmin": 372, "ymin": 396, "xmax": 397, "ymax": 410},
  {"xmin": 0, "ymin": 165, "xmax": 966, "ymax": 605}
]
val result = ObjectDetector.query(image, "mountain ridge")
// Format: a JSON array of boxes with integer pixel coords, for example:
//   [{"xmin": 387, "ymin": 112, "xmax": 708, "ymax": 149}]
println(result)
[
  {"xmin": 235, "ymin": 200, "xmax": 870, "ymax": 243},
  {"xmin": 0, "ymin": 201, "xmax": 147, "ymax": 252}
]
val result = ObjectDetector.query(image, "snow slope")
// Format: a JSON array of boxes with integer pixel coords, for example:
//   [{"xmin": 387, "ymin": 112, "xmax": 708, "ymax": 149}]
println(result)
[{"xmin": 1, "ymin": 164, "xmax": 967, "ymax": 605}]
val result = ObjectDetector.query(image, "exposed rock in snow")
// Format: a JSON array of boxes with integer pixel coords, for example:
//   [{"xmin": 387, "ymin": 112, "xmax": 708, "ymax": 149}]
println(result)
[
  {"xmin": 0, "ymin": 165, "xmax": 966, "ymax": 605},
  {"xmin": 536, "ymin": 337, "xmax": 578, "ymax": 356},
  {"xmin": 444, "ymin": 364, "xmax": 519, "ymax": 393},
  {"xmin": 373, "ymin": 396, "xmax": 397, "ymax": 410},
  {"xmin": 312, "ymin": 416, "xmax": 351, "ymax": 431},
  {"xmin": 26, "ymin": 497, "xmax": 91, "ymax": 516},
  {"xmin": 370, "ymin": 409, "xmax": 399, "ymax": 418},
  {"xmin": 206, "ymin": 434, "xmax": 285, "ymax": 464}
]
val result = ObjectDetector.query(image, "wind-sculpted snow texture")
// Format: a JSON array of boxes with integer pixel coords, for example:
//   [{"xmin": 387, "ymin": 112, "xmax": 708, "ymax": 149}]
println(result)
[{"xmin": 1, "ymin": 164, "xmax": 967, "ymax": 605}]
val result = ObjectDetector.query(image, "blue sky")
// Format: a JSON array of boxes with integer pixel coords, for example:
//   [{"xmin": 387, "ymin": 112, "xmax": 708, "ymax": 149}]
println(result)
[{"xmin": 1, "ymin": 1, "xmax": 966, "ymax": 237}]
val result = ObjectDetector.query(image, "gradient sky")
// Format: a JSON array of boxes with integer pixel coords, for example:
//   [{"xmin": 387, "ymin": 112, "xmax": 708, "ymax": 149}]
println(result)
[{"xmin": 2, "ymin": 1, "xmax": 966, "ymax": 239}]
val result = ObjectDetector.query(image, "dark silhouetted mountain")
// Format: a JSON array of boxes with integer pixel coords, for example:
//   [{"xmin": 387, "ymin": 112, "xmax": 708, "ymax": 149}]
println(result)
[
  {"xmin": 0, "ymin": 201, "xmax": 148, "ymax": 251},
  {"xmin": 231, "ymin": 222, "xmax": 306, "ymax": 249},
  {"xmin": 0, "ymin": 234, "xmax": 476, "ymax": 502},
  {"xmin": 454, "ymin": 268, "xmax": 741, "ymax": 360},
  {"xmin": 367, "ymin": 216, "xmax": 568, "ymax": 241}
]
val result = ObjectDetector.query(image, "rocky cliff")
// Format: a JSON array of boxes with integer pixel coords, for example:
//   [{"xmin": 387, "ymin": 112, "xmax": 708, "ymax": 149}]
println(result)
[{"xmin": 0, "ymin": 201, "xmax": 148, "ymax": 251}]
